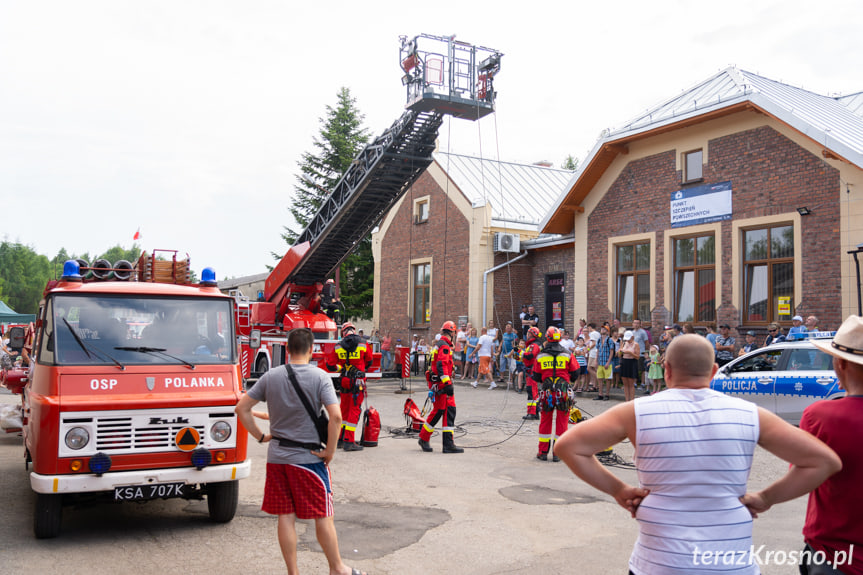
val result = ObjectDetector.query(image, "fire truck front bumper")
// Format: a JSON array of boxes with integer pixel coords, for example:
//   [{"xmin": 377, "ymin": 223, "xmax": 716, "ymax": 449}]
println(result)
[{"xmin": 30, "ymin": 459, "xmax": 252, "ymax": 494}]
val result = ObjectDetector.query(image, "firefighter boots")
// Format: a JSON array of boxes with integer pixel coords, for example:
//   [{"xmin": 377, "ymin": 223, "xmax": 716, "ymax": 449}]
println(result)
[
  {"xmin": 344, "ymin": 442, "xmax": 364, "ymax": 452},
  {"xmin": 443, "ymin": 444, "xmax": 464, "ymax": 454},
  {"xmin": 418, "ymin": 439, "xmax": 433, "ymax": 452},
  {"xmin": 536, "ymin": 452, "xmax": 548, "ymax": 461}
]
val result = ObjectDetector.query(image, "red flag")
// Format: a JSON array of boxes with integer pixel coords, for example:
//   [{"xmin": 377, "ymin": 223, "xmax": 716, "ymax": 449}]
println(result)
[{"xmin": 133, "ymin": 228, "xmax": 141, "ymax": 240}]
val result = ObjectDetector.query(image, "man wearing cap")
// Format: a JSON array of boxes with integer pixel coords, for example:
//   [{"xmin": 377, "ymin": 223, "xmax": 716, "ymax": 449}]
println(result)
[
  {"xmin": 619, "ymin": 330, "xmax": 641, "ymax": 401},
  {"xmin": 715, "ymin": 324, "xmax": 736, "ymax": 366},
  {"xmin": 521, "ymin": 305, "xmax": 539, "ymax": 339},
  {"xmin": 739, "ymin": 330, "xmax": 759, "ymax": 356},
  {"xmin": 630, "ymin": 318, "xmax": 650, "ymax": 389},
  {"xmin": 764, "ymin": 322, "xmax": 786, "ymax": 347},
  {"xmin": 788, "ymin": 315, "xmax": 807, "ymax": 337},
  {"xmin": 796, "ymin": 316, "xmax": 863, "ymax": 574}
]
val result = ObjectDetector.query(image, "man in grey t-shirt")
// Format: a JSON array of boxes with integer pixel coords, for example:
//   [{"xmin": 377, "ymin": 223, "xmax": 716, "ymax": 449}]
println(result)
[{"xmin": 236, "ymin": 328, "xmax": 365, "ymax": 575}]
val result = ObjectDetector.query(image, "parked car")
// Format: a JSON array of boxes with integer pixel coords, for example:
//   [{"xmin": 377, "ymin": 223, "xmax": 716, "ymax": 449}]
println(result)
[{"xmin": 710, "ymin": 332, "xmax": 843, "ymax": 425}]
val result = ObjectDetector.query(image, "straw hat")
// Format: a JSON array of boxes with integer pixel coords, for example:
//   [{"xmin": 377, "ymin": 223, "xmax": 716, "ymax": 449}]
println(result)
[{"xmin": 812, "ymin": 315, "xmax": 863, "ymax": 366}]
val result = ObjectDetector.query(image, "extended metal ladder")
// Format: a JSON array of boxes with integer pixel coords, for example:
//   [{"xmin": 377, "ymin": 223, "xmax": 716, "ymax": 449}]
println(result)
[
  {"xmin": 282, "ymin": 34, "xmax": 502, "ymax": 287},
  {"xmin": 288, "ymin": 109, "xmax": 444, "ymax": 285}
]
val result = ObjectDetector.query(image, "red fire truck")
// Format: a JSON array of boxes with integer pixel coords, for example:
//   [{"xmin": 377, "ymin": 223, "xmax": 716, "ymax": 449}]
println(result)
[
  {"xmin": 15, "ymin": 251, "xmax": 250, "ymax": 538},
  {"xmin": 236, "ymin": 33, "xmax": 502, "ymax": 385}
]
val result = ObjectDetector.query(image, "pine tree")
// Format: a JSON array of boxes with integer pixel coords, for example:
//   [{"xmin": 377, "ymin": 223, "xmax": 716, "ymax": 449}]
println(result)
[{"xmin": 278, "ymin": 87, "xmax": 373, "ymax": 320}]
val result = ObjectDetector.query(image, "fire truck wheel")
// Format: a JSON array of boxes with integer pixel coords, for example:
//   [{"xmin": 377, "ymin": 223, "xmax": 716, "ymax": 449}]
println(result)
[
  {"xmin": 206, "ymin": 480, "xmax": 238, "ymax": 523},
  {"xmin": 255, "ymin": 356, "xmax": 269, "ymax": 376},
  {"xmin": 34, "ymin": 493, "xmax": 63, "ymax": 539}
]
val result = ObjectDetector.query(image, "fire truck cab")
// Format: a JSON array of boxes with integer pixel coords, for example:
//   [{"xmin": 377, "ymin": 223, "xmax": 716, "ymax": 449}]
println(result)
[{"xmin": 23, "ymin": 253, "xmax": 250, "ymax": 538}]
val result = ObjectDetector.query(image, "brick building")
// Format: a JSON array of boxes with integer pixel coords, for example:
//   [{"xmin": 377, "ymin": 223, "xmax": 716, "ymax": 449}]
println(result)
[
  {"xmin": 372, "ymin": 152, "xmax": 572, "ymax": 344},
  {"xmin": 542, "ymin": 67, "xmax": 863, "ymax": 345}
]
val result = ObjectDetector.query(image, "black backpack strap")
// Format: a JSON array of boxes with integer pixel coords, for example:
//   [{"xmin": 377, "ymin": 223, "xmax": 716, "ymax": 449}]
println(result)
[
  {"xmin": 285, "ymin": 364, "xmax": 319, "ymax": 423},
  {"xmin": 283, "ymin": 364, "xmax": 325, "ymax": 449}
]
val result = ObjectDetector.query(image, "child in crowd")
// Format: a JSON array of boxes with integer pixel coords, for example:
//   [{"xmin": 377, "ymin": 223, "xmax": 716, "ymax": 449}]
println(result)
[
  {"xmin": 574, "ymin": 336, "xmax": 588, "ymax": 393},
  {"xmin": 513, "ymin": 339, "xmax": 526, "ymax": 393},
  {"xmin": 463, "ymin": 328, "xmax": 478, "ymax": 381},
  {"xmin": 647, "ymin": 344, "xmax": 664, "ymax": 395}
]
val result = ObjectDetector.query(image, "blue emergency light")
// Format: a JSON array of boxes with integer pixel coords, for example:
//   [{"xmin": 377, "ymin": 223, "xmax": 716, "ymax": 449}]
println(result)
[
  {"xmin": 200, "ymin": 267, "xmax": 217, "ymax": 287},
  {"xmin": 61, "ymin": 259, "xmax": 83, "ymax": 281},
  {"xmin": 88, "ymin": 452, "xmax": 112, "ymax": 475},
  {"xmin": 191, "ymin": 447, "xmax": 212, "ymax": 470}
]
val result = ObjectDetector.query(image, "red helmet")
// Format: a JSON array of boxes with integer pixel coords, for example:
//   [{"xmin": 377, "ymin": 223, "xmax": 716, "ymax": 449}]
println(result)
[
  {"xmin": 545, "ymin": 326, "xmax": 561, "ymax": 342},
  {"xmin": 440, "ymin": 321, "xmax": 456, "ymax": 333},
  {"xmin": 527, "ymin": 326, "xmax": 541, "ymax": 339},
  {"xmin": 326, "ymin": 278, "xmax": 335, "ymax": 284},
  {"xmin": 341, "ymin": 322, "xmax": 356, "ymax": 335}
]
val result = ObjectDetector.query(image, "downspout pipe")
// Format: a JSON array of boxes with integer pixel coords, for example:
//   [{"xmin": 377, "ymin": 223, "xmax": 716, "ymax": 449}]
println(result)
[{"xmin": 483, "ymin": 251, "xmax": 529, "ymax": 326}]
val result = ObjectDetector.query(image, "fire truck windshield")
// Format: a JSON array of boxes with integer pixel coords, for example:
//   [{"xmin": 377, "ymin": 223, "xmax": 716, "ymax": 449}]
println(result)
[{"xmin": 40, "ymin": 294, "xmax": 235, "ymax": 366}]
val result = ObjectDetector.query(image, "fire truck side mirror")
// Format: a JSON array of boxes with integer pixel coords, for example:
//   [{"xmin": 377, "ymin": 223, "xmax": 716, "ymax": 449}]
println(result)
[{"xmin": 249, "ymin": 329, "xmax": 261, "ymax": 350}]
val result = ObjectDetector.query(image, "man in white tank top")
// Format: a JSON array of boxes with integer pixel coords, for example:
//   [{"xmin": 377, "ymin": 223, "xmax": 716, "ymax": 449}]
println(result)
[{"xmin": 555, "ymin": 334, "xmax": 841, "ymax": 575}]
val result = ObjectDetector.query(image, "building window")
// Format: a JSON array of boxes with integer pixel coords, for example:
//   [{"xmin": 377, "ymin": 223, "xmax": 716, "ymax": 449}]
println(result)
[
  {"xmin": 414, "ymin": 198, "xmax": 429, "ymax": 223},
  {"xmin": 616, "ymin": 242, "xmax": 650, "ymax": 323},
  {"xmin": 673, "ymin": 234, "xmax": 715, "ymax": 323},
  {"xmin": 683, "ymin": 149, "xmax": 703, "ymax": 182},
  {"xmin": 743, "ymin": 224, "xmax": 794, "ymax": 324},
  {"xmin": 412, "ymin": 263, "xmax": 431, "ymax": 325}
]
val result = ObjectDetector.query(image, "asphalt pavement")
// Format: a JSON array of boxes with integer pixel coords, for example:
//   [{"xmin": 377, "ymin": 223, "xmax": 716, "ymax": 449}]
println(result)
[{"xmin": 0, "ymin": 377, "xmax": 811, "ymax": 575}]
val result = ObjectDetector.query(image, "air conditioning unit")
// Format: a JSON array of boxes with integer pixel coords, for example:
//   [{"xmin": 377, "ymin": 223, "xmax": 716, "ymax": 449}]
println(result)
[{"xmin": 493, "ymin": 232, "xmax": 520, "ymax": 253}]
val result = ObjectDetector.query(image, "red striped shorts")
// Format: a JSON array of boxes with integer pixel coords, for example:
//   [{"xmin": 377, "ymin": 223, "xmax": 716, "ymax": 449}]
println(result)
[{"xmin": 262, "ymin": 462, "xmax": 334, "ymax": 519}]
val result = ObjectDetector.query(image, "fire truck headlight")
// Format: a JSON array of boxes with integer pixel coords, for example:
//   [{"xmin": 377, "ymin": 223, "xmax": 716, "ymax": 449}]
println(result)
[
  {"xmin": 65, "ymin": 427, "xmax": 90, "ymax": 450},
  {"xmin": 210, "ymin": 421, "xmax": 232, "ymax": 443}
]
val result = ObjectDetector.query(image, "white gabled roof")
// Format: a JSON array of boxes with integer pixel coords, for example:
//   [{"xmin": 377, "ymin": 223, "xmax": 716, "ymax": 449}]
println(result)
[
  {"xmin": 611, "ymin": 67, "xmax": 863, "ymax": 168},
  {"xmin": 541, "ymin": 67, "xmax": 863, "ymax": 233},
  {"xmin": 434, "ymin": 151, "xmax": 573, "ymax": 232}
]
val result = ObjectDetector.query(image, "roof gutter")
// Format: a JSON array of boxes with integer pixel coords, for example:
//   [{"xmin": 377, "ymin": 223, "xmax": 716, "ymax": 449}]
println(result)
[{"xmin": 483, "ymin": 251, "xmax": 529, "ymax": 325}]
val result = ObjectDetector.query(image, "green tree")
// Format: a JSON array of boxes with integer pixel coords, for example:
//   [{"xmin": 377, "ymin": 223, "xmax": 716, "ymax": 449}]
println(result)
[
  {"xmin": 278, "ymin": 87, "xmax": 373, "ymax": 321},
  {"xmin": 99, "ymin": 244, "xmax": 142, "ymax": 265},
  {"xmin": 562, "ymin": 155, "xmax": 579, "ymax": 171},
  {"xmin": 0, "ymin": 242, "xmax": 52, "ymax": 314}
]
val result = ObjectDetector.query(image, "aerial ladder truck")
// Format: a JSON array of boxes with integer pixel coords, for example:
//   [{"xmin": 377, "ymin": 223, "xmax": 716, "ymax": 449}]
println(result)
[{"xmin": 237, "ymin": 33, "xmax": 503, "ymax": 384}]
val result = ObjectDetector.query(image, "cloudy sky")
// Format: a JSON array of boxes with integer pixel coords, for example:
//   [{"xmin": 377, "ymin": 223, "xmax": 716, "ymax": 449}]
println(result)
[{"xmin": 1, "ymin": 0, "xmax": 861, "ymax": 280}]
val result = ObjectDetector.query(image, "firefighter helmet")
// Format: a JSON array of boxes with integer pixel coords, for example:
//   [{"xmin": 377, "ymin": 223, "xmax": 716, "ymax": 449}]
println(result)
[
  {"xmin": 440, "ymin": 320, "xmax": 456, "ymax": 334},
  {"xmin": 545, "ymin": 326, "xmax": 561, "ymax": 342},
  {"xmin": 527, "ymin": 326, "xmax": 541, "ymax": 339},
  {"xmin": 341, "ymin": 322, "xmax": 356, "ymax": 335}
]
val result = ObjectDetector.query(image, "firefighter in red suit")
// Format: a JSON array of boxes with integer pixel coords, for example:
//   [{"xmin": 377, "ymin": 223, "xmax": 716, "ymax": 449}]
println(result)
[
  {"xmin": 521, "ymin": 327, "xmax": 542, "ymax": 420},
  {"xmin": 325, "ymin": 322, "xmax": 373, "ymax": 452},
  {"xmin": 418, "ymin": 321, "xmax": 464, "ymax": 454},
  {"xmin": 532, "ymin": 326, "xmax": 579, "ymax": 461}
]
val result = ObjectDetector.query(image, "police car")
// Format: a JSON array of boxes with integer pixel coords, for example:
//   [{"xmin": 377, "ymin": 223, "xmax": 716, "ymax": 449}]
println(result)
[{"xmin": 710, "ymin": 331, "xmax": 843, "ymax": 425}]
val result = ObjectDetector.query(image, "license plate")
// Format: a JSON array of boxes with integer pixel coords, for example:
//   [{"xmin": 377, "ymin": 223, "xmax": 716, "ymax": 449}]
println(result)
[{"xmin": 114, "ymin": 482, "xmax": 185, "ymax": 501}]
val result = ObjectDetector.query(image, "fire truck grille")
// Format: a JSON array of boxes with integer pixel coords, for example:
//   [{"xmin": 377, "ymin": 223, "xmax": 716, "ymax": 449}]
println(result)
[{"xmin": 94, "ymin": 417, "xmax": 205, "ymax": 452}]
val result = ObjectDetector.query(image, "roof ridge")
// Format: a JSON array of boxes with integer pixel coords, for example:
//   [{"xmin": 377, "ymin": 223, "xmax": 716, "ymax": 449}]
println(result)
[
  {"xmin": 433, "ymin": 150, "xmax": 574, "ymax": 172},
  {"xmin": 611, "ymin": 67, "xmax": 749, "ymax": 135}
]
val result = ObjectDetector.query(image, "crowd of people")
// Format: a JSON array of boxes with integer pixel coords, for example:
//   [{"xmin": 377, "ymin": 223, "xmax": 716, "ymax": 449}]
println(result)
[
  {"xmin": 237, "ymin": 306, "xmax": 863, "ymax": 574},
  {"xmin": 237, "ymin": 313, "xmax": 861, "ymax": 574},
  {"xmin": 364, "ymin": 310, "xmax": 827, "ymax": 405}
]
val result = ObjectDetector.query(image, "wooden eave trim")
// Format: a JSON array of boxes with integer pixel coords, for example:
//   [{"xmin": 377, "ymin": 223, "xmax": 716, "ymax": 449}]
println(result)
[{"xmin": 544, "ymin": 101, "xmax": 762, "ymax": 233}]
